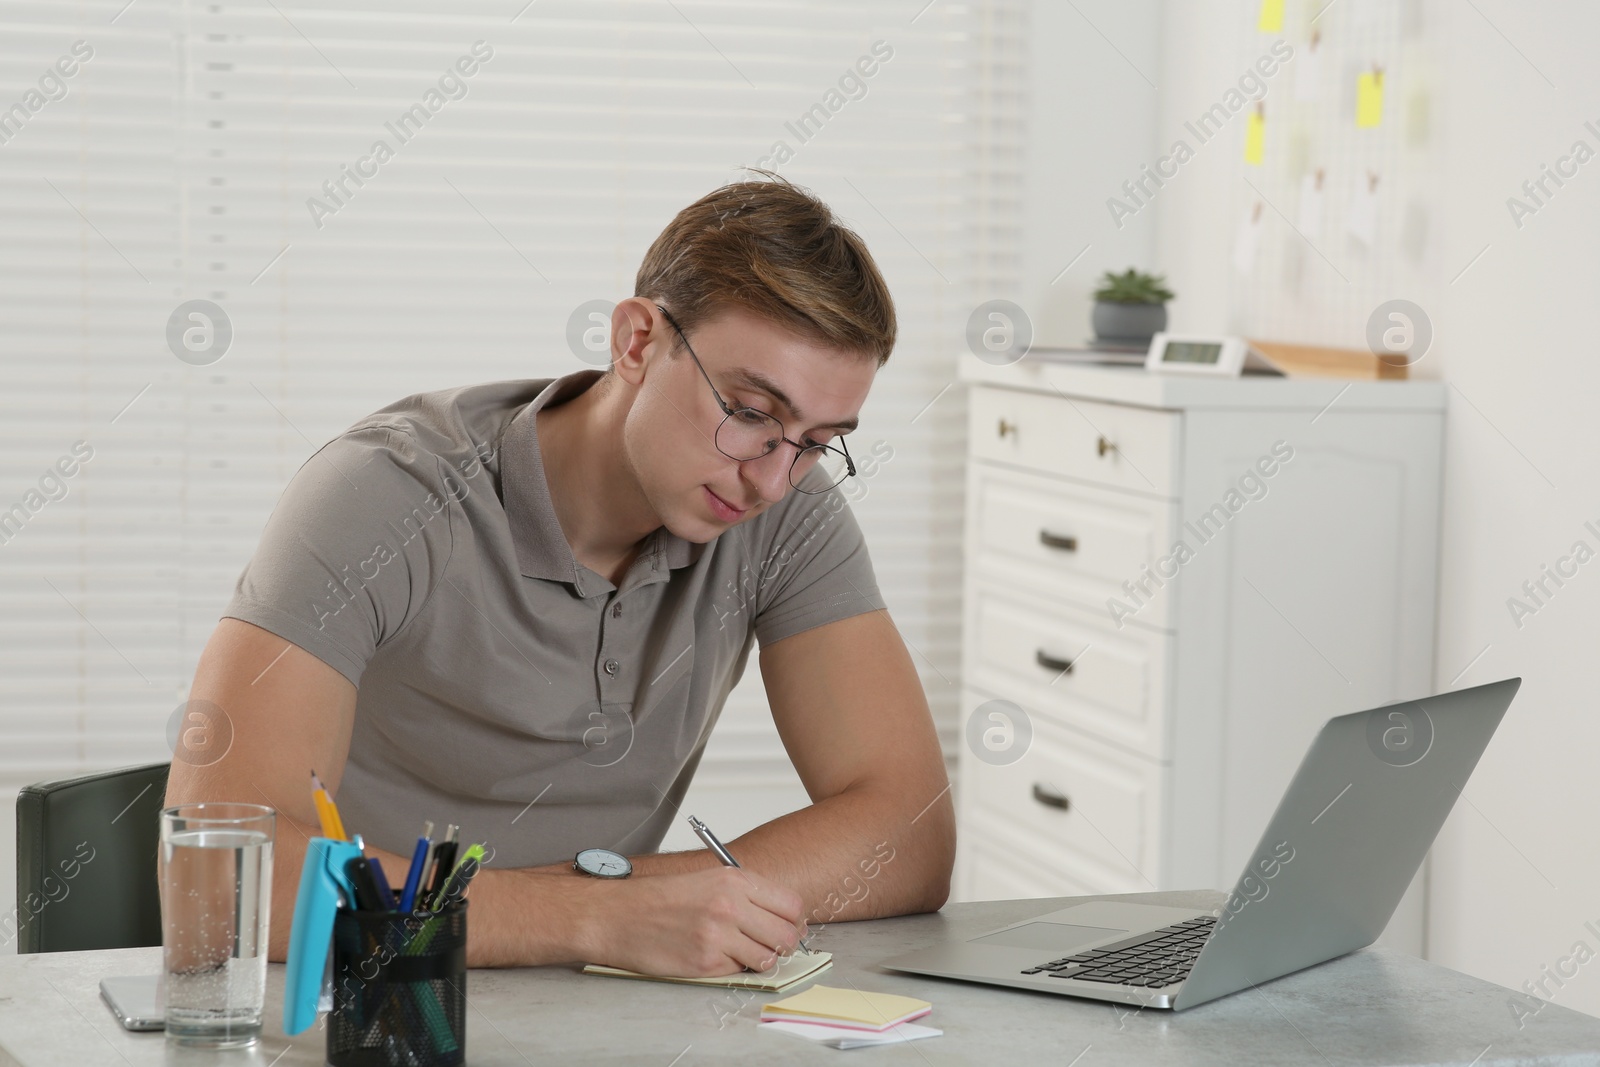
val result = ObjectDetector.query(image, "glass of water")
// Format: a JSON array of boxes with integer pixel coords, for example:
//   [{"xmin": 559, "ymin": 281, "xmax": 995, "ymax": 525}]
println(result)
[{"xmin": 158, "ymin": 802, "xmax": 275, "ymax": 1048}]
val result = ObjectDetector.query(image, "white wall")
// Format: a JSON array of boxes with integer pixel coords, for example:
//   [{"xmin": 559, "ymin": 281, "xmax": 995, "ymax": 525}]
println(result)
[
  {"xmin": 1425, "ymin": 0, "xmax": 1600, "ymax": 1021},
  {"xmin": 1018, "ymin": 0, "xmax": 1161, "ymax": 341},
  {"xmin": 1150, "ymin": 0, "xmax": 1600, "ymax": 1019},
  {"xmin": 1133, "ymin": 0, "xmax": 1240, "ymax": 338}
]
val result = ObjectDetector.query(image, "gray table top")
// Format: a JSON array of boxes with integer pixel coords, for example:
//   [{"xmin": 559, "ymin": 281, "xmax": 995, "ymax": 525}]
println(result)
[{"xmin": 2, "ymin": 890, "xmax": 1597, "ymax": 1066}]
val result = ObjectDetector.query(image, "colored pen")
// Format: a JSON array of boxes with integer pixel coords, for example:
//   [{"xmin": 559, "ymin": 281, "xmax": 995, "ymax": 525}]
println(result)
[
  {"xmin": 310, "ymin": 769, "xmax": 346, "ymax": 840},
  {"xmin": 687, "ymin": 815, "xmax": 813, "ymax": 954},
  {"xmin": 428, "ymin": 843, "xmax": 485, "ymax": 913},
  {"xmin": 419, "ymin": 823, "xmax": 456, "ymax": 904},
  {"xmin": 365, "ymin": 855, "xmax": 394, "ymax": 910},
  {"xmin": 424, "ymin": 825, "xmax": 460, "ymax": 910},
  {"xmin": 405, "ymin": 844, "xmax": 487, "ymax": 957},
  {"xmin": 418, "ymin": 842, "xmax": 438, "ymax": 902},
  {"xmin": 398, "ymin": 820, "xmax": 434, "ymax": 914},
  {"xmin": 344, "ymin": 856, "xmax": 387, "ymax": 912}
]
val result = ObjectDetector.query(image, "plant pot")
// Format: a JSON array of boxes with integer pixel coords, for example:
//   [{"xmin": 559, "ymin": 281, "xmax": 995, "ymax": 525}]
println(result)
[{"xmin": 1092, "ymin": 301, "xmax": 1168, "ymax": 346}]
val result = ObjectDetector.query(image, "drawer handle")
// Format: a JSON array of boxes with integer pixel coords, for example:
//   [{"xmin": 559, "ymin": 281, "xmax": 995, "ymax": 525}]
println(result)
[
  {"xmin": 1032, "ymin": 783, "xmax": 1071, "ymax": 811},
  {"xmin": 1097, "ymin": 435, "xmax": 1116, "ymax": 457},
  {"xmin": 1038, "ymin": 529, "xmax": 1078, "ymax": 552},
  {"xmin": 1035, "ymin": 649, "xmax": 1075, "ymax": 674},
  {"xmin": 998, "ymin": 417, "xmax": 1018, "ymax": 439}
]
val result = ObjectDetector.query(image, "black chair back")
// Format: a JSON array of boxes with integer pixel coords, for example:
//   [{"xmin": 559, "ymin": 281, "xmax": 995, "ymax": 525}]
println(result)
[{"xmin": 14, "ymin": 762, "xmax": 170, "ymax": 953}]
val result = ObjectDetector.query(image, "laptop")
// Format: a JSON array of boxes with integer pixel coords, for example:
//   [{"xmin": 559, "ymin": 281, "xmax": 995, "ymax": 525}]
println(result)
[{"xmin": 882, "ymin": 678, "xmax": 1521, "ymax": 1010}]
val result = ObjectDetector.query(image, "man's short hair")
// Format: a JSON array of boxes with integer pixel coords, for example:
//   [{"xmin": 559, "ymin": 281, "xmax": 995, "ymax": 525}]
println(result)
[{"xmin": 633, "ymin": 169, "xmax": 896, "ymax": 368}]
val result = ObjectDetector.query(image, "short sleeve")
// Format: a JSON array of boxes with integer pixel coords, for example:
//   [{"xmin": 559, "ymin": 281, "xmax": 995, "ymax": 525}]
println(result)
[
  {"xmin": 221, "ymin": 426, "xmax": 455, "ymax": 687},
  {"xmin": 751, "ymin": 475, "xmax": 888, "ymax": 648}
]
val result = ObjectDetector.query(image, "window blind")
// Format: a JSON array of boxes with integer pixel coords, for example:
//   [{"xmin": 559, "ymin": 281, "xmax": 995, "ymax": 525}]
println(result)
[{"xmin": 0, "ymin": 0, "xmax": 1023, "ymax": 855}]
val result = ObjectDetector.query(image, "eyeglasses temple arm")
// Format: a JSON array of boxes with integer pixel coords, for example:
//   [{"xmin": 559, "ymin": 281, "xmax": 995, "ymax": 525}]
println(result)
[
  {"xmin": 839, "ymin": 434, "xmax": 856, "ymax": 475},
  {"xmin": 657, "ymin": 303, "xmax": 736, "ymax": 417}
]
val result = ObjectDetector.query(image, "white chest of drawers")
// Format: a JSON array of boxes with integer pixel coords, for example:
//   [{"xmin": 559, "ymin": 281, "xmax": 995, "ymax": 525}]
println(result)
[{"xmin": 953, "ymin": 358, "xmax": 1447, "ymax": 952}]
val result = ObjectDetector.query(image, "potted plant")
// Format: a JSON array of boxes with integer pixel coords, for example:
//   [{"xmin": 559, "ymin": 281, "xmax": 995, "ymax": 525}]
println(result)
[{"xmin": 1091, "ymin": 268, "xmax": 1175, "ymax": 347}]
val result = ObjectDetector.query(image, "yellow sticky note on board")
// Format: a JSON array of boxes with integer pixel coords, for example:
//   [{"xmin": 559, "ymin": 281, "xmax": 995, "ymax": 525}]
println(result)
[
  {"xmin": 1357, "ymin": 70, "xmax": 1385, "ymax": 127},
  {"xmin": 1244, "ymin": 108, "xmax": 1265, "ymax": 164},
  {"xmin": 1258, "ymin": 0, "xmax": 1284, "ymax": 32}
]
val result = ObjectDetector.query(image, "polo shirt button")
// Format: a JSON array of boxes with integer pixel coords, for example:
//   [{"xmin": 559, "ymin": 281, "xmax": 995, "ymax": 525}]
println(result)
[
  {"xmin": 611, "ymin": 603, "xmax": 622, "ymax": 618},
  {"xmin": 603, "ymin": 658, "xmax": 620, "ymax": 676}
]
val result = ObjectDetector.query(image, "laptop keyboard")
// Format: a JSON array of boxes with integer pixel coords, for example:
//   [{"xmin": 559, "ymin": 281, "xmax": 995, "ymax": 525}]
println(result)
[{"xmin": 1020, "ymin": 915, "xmax": 1215, "ymax": 988}]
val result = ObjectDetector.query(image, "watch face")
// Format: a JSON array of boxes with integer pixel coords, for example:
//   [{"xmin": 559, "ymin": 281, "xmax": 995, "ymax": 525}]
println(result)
[{"xmin": 574, "ymin": 847, "xmax": 632, "ymax": 878}]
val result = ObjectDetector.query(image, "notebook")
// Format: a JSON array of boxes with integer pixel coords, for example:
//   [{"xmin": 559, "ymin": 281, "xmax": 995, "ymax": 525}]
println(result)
[{"xmin": 581, "ymin": 949, "xmax": 832, "ymax": 991}]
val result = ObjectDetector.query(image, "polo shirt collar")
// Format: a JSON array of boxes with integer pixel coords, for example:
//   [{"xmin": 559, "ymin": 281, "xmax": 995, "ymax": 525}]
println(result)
[{"xmin": 500, "ymin": 369, "xmax": 705, "ymax": 591}]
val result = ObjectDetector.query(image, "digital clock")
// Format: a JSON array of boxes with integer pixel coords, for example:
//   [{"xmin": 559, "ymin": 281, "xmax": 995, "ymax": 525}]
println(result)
[{"xmin": 1144, "ymin": 333, "xmax": 1286, "ymax": 377}]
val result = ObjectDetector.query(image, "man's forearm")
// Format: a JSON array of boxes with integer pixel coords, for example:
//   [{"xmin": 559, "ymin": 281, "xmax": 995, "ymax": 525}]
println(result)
[
  {"xmin": 337, "ymin": 779, "xmax": 954, "ymax": 966},
  {"xmin": 629, "ymin": 780, "xmax": 956, "ymax": 928},
  {"xmin": 454, "ymin": 864, "xmax": 603, "ymax": 968},
  {"xmin": 267, "ymin": 832, "xmax": 598, "ymax": 969}
]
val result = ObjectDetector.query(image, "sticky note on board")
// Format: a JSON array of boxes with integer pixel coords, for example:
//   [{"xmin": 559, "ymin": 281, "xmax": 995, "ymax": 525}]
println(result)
[
  {"xmin": 1357, "ymin": 70, "xmax": 1385, "ymax": 128},
  {"xmin": 1245, "ymin": 108, "xmax": 1265, "ymax": 165},
  {"xmin": 1257, "ymin": 0, "xmax": 1284, "ymax": 32}
]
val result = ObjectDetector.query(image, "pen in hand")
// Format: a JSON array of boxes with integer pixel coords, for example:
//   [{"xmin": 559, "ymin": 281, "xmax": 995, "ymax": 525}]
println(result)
[
  {"xmin": 686, "ymin": 814, "xmax": 813, "ymax": 956},
  {"xmin": 687, "ymin": 814, "xmax": 739, "ymax": 868}
]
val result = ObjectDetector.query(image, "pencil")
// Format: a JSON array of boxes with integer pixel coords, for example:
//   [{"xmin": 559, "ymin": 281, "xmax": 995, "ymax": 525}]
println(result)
[{"xmin": 310, "ymin": 769, "xmax": 347, "ymax": 840}]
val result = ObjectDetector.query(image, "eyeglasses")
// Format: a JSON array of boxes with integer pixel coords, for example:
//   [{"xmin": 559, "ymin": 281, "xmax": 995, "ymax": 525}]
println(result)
[{"xmin": 655, "ymin": 304, "xmax": 856, "ymax": 495}]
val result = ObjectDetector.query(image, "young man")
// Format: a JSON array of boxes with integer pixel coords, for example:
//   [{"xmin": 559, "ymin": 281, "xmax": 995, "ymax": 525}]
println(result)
[{"xmin": 165, "ymin": 172, "xmax": 955, "ymax": 976}]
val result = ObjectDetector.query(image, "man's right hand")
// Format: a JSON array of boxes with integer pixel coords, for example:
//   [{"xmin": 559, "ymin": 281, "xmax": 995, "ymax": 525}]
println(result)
[{"xmin": 581, "ymin": 865, "xmax": 808, "ymax": 977}]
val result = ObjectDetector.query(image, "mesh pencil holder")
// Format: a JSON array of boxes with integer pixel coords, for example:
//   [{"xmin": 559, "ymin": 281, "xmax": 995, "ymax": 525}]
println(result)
[{"xmin": 327, "ymin": 901, "xmax": 468, "ymax": 1067}]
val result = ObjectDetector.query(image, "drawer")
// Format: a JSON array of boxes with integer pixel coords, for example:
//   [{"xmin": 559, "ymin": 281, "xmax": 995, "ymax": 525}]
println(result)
[
  {"xmin": 964, "ymin": 583, "xmax": 1169, "ymax": 757},
  {"xmin": 969, "ymin": 385, "xmax": 1179, "ymax": 497},
  {"xmin": 958, "ymin": 697, "xmax": 1161, "ymax": 891},
  {"xmin": 969, "ymin": 465, "xmax": 1177, "ymax": 629}
]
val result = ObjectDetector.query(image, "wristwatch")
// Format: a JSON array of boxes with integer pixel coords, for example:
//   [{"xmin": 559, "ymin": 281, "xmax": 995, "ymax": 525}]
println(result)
[{"xmin": 573, "ymin": 847, "xmax": 632, "ymax": 879}]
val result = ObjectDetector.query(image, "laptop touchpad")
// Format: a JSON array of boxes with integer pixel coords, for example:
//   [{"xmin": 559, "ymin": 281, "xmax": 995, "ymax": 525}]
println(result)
[{"xmin": 970, "ymin": 922, "xmax": 1126, "ymax": 952}]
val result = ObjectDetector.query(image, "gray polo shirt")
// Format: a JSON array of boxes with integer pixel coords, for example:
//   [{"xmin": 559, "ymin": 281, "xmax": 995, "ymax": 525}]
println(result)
[{"xmin": 223, "ymin": 369, "xmax": 886, "ymax": 868}]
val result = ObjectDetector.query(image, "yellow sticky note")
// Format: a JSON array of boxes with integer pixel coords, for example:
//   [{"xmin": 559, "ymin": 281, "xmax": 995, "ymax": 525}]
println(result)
[
  {"xmin": 764, "ymin": 985, "xmax": 931, "ymax": 1026},
  {"xmin": 1245, "ymin": 108, "xmax": 1265, "ymax": 165},
  {"xmin": 1357, "ymin": 70, "xmax": 1385, "ymax": 128},
  {"xmin": 1258, "ymin": 0, "xmax": 1284, "ymax": 32}
]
